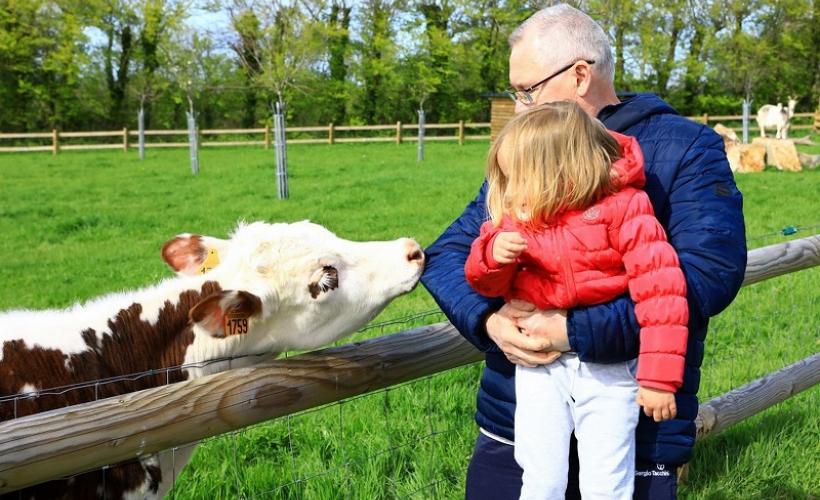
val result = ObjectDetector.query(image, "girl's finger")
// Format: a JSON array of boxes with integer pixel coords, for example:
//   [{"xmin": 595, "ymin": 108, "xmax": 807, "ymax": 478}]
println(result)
[
  {"xmin": 508, "ymin": 300, "xmax": 537, "ymax": 312},
  {"xmin": 654, "ymin": 408, "xmax": 664, "ymax": 422},
  {"xmin": 661, "ymin": 407, "xmax": 671, "ymax": 421}
]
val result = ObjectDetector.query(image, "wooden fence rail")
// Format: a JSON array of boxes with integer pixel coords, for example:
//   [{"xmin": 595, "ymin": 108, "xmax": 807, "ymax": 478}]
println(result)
[
  {"xmin": 0, "ymin": 122, "xmax": 492, "ymax": 154},
  {"xmin": 0, "ymin": 235, "xmax": 818, "ymax": 493},
  {"xmin": 2, "ymin": 111, "xmax": 814, "ymax": 154},
  {"xmin": 692, "ymin": 111, "xmax": 818, "ymax": 133}
]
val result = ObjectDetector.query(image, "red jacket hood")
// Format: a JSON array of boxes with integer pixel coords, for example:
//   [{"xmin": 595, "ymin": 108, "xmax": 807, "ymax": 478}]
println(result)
[{"xmin": 609, "ymin": 130, "xmax": 645, "ymax": 189}]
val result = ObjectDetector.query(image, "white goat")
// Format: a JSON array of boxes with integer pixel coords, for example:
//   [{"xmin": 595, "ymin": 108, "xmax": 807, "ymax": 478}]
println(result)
[{"xmin": 756, "ymin": 97, "xmax": 797, "ymax": 139}]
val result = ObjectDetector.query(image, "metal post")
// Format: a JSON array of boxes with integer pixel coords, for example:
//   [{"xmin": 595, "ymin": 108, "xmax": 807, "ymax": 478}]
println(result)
[
  {"xmin": 742, "ymin": 98, "xmax": 751, "ymax": 144},
  {"xmin": 138, "ymin": 107, "xmax": 145, "ymax": 160},
  {"xmin": 273, "ymin": 101, "xmax": 289, "ymax": 199},
  {"xmin": 186, "ymin": 109, "xmax": 199, "ymax": 175},
  {"xmin": 417, "ymin": 109, "xmax": 425, "ymax": 162}
]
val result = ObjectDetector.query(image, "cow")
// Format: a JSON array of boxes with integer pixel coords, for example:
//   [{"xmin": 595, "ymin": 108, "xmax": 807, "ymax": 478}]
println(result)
[{"xmin": 0, "ymin": 220, "xmax": 425, "ymax": 499}]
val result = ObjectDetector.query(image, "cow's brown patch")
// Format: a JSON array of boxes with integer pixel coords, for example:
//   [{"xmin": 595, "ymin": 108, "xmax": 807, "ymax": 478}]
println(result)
[
  {"xmin": 0, "ymin": 281, "xmax": 223, "ymax": 499},
  {"xmin": 161, "ymin": 234, "xmax": 207, "ymax": 275}
]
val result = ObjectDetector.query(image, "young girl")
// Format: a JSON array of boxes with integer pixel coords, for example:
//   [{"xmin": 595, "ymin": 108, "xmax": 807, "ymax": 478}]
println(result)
[{"xmin": 464, "ymin": 101, "xmax": 688, "ymax": 499}]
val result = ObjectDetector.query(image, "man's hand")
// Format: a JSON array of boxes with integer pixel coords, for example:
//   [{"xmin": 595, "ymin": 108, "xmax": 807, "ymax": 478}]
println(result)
[
  {"xmin": 507, "ymin": 300, "xmax": 571, "ymax": 352},
  {"xmin": 492, "ymin": 232, "xmax": 527, "ymax": 265},
  {"xmin": 636, "ymin": 387, "xmax": 677, "ymax": 422},
  {"xmin": 485, "ymin": 301, "xmax": 566, "ymax": 367}
]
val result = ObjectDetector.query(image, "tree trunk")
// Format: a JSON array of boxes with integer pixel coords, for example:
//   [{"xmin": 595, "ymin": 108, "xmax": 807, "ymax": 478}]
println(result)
[
  {"xmin": 656, "ymin": 11, "xmax": 681, "ymax": 97},
  {"xmin": 682, "ymin": 25, "xmax": 705, "ymax": 113}
]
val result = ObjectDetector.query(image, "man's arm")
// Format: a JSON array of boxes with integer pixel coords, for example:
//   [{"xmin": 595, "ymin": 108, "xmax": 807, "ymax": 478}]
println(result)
[
  {"xmin": 567, "ymin": 128, "xmax": 746, "ymax": 363},
  {"xmin": 421, "ymin": 181, "xmax": 503, "ymax": 352}
]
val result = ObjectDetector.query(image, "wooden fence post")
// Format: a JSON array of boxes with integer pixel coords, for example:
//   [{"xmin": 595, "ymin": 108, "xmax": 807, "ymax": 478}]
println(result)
[
  {"xmin": 702, "ymin": 113, "xmax": 709, "ymax": 125},
  {"xmin": 264, "ymin": 123, "xmax": 271, "ymax": 150},
  {"xmin": 396, "ymin": 121, "xmax": 402, "ymax": 144},
  {"xmin": 458, "ymin": 120, "xmax": 465, "ymax": 146},
  {"xmin": 329, "ymin": 123, "xmax": 335, "ymax": 145},
  {"xmin": 122, "ymin": 128, "xmax": 128, "ymax": 152},
  {"xmin": 51, "ymin": 129, "xmax": 59, "ymax": 155}
]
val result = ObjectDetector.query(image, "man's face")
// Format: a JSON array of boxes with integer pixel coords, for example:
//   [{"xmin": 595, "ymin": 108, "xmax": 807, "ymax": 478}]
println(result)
[{"xmin": 509, "ymin": 30, "xmax": 579, "ymax": 114}]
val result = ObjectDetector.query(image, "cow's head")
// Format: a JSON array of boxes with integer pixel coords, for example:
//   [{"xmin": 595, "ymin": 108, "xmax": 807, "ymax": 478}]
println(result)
[{"xmin": 163, "ymin": 221, "xmax": 425, "ymax": 352}]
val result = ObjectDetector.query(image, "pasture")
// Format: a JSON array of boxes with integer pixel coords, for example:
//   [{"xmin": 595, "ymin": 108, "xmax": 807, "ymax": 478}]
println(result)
[{"xmin": 0, "ymin": 141, "xmax": 818, "ymax": 499}]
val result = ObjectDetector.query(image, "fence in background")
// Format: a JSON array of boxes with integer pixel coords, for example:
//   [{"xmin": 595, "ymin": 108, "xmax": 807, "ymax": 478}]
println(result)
[
  {"xmin": 0, "ymin": 234, "xmax": 817, "ymax": 494},
  {"xmin": 0, "ymin": 122, "xmax": 491, "ymax": 155},
  {"xmin": 1, "ymin": 111, "xmax": 816, "ymax": 155}
]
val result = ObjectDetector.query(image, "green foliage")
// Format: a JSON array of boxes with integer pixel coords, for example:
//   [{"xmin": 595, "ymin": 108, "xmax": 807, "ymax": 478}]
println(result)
[{"xmin": 0, "ymin": 1, "xmax": 818, "ymax": 130}]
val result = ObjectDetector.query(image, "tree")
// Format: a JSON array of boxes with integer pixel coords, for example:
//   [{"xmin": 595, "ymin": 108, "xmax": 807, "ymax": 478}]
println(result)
[
  {"xmin": 226, "ymin": 0, "xmax": 264, "ymax": 127},
  {"xmin": 100, "ymin": 0, "xmax": 138, "ymax": 126}
]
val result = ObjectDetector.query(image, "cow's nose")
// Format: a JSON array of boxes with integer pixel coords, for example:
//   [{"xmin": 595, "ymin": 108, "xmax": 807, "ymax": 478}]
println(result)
[{"xmin": 404, "ymin": 240, "xmax": 425, "ymax": 264}]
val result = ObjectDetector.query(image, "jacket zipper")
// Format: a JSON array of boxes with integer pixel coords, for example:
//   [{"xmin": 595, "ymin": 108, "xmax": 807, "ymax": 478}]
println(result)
[{"xmin": 556, "ymin": 224, "xmax": 578, "ymax": 305}]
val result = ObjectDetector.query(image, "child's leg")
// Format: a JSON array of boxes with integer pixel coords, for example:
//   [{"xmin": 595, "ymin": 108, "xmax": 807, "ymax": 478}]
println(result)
[
  {"xmin": 573, "ymin": 360, "xmax": 640, "ymax": 500},
  {"xmin": 514, "ymin": 360, "xmax": 573, "ymax": 500}
]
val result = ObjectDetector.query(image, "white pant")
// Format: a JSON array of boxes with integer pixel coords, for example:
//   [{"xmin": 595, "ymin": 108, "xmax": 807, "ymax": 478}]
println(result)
[{"xmin": 515, "ymin": 353, "xmax": 640, "ymax": 500}]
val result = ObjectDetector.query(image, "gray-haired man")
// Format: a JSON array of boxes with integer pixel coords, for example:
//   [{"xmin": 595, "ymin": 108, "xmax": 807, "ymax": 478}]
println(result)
[{"xmin": 421, "ymin": 4, "xmax": 746, "ymax": 499}]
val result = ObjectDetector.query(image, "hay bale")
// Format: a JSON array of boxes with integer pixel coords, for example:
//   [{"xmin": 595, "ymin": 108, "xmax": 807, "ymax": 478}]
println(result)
[
  {"xmin": 752, "ymin": 137, "xmax": 802, "ymax": 171},
  {"xmin": 714, "ymin": 123, "xmax": 740, "ymax": 147},
  {"xmin": 727, "ymin": 143, "xmax": 766, "ymax": 173}
]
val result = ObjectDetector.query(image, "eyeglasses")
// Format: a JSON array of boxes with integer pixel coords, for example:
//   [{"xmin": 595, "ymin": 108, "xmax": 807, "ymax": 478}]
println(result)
[{"xmin": 507, "ymin": 59, "xmax": 595, "ymax": 104}]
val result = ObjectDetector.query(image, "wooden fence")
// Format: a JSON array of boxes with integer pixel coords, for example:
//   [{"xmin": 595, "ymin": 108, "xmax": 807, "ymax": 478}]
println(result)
[
  {"xmin": 691, "ymin": 111, "xmax": 818, "ymax": 133},
  {"xmin": 0, "ymin": 234, "xmax": 817, "ymax": 494},
  {"xmin": 0, "ymin": 122, "xmax": 491, "ymax": 155},
  {"xmin": 1, "ymin": 110, "xmax": 816, "ymax": 155}
]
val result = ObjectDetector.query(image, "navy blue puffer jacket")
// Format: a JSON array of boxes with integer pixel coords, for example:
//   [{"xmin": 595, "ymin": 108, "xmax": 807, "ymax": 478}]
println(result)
[{"xmin": 421, "ymin": 94, "xmax": 747, "ymax": 465}]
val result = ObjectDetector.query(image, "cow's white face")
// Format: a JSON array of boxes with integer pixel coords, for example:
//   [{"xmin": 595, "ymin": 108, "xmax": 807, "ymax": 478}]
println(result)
[{"xmin": 162, "ymin": 221, "xmax": 425, "ymax": 354}]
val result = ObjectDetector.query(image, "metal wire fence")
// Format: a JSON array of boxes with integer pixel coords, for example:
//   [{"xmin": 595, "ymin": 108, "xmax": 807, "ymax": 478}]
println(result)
[{"xmin": 1, "ymin": 228, "xmax": 818, "ymax": 499}]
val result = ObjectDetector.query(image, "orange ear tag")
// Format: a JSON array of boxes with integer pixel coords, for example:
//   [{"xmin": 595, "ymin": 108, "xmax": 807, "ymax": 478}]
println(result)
[
  {"xmin": 223, "ymin": 313, "xmax": 250, "ymax": 337},
  {"xmin": 198, "ymin": 248, "xmax": 220, "ymax": 274}
]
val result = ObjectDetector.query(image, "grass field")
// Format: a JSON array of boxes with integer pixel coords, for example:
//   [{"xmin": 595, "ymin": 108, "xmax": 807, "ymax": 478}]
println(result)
[{"xmin": 0, "ymin": 140, "xmax": 818, "ymax": 499}]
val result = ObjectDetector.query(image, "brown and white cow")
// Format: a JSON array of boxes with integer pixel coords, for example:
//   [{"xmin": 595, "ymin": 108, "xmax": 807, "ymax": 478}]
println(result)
[{"xmin": 0, "ymin": 220, "xmax": 424, "ymax": 499}]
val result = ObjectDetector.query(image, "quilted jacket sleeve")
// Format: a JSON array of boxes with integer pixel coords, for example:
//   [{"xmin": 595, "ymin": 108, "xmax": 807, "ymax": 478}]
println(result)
[
  {"xmin": 464, "ymin": 221, "xmax": 518, "ymax": 298},
  {"xmin": 567, "ymin": 126, "xmax": 746, "ymax": 363},
  {"xmin": 618, "ymin": 190, "xmax": 688, "ymax": 392},
  {"xmin": 421, "ymin": 181, "xmax": 504, "ymax": 352}
]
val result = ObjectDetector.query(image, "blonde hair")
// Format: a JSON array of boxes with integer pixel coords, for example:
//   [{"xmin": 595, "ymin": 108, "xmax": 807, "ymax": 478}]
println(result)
[{"xmin": 486, "ymin": 101, "xmax": 620, "ymax": 226}]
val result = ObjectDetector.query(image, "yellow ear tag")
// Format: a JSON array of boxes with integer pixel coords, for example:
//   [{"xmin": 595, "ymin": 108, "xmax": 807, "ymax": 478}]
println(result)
[
  {"xmin": 223, "ymin": 313, "xmax": 250, "ymax": 337},
  {"xmin": 198, "ymin": 248, "xmax": 220, "ymax": 274}
]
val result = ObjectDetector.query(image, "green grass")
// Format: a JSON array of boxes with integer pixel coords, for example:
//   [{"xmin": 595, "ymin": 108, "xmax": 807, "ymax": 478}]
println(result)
[{"xmin": 0, "ymin": 141, "xmax": 818, "ymax": 499}]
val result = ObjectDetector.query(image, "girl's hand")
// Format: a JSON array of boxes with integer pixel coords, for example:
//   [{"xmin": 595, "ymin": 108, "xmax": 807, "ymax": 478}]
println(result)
[
  {"xmin": 493, "ymin": 232, "xmax": 527, "ymax": 265},
  {"xmin": 636, "ymin": 387, "xmax": 677, "ymax": 422}
]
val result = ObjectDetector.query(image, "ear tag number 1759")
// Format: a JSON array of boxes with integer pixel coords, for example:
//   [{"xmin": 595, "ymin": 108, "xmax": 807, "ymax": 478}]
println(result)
[{"xmin": 223, "ymin": 315, "xmax": 249, "ymax": 337}]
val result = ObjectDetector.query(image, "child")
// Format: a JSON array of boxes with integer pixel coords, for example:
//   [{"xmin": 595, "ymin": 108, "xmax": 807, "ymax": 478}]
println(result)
[{"xmin": 464, "ymin": 101, "xmax": 688, "ymax": 499}]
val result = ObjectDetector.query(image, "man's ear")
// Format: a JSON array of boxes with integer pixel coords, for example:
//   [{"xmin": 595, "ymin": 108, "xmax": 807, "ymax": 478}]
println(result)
[
  {"xmin": 574, "ymin": 62, "xmax": 593, "ymax": 97},
  {"xmin": 162, "ymin": 234, "xmax": 229, "ymax": 276},
  {"xmin": 189, "ymin": 290, "xmax": 263, "ymax": 339}
]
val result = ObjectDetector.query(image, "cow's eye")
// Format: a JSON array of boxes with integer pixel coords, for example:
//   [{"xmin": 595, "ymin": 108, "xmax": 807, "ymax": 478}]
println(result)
[{"xmin": 308, "ymin": 266, "xmax": 339, "ymax": 299}]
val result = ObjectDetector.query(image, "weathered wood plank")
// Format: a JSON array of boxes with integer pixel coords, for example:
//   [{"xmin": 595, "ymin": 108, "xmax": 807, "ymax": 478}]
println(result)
[
  {"xmin": 695, "ymin": 353, "xmax": 820, "ymax": 440},
  {"xmin": 0, "ymin": 324, "xmax": 480, "ymax": 493},
  {"xmin": 743, "ymin": 235, "xmax": 820, "ymax": 285}
]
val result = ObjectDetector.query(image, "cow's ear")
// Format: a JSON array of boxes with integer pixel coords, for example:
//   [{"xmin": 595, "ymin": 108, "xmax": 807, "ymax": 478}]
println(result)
[
  {"xmin": 189, "ymin": 290, "xmax": 263, "ymax": 338},
  {"xmin": 162, "ymin": 234, "xmax": 228, "ymax": 276}
]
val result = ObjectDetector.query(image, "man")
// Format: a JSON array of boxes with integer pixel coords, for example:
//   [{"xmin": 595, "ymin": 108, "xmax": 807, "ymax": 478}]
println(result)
[{"xmin": 421, "ymin": 4, "xmax": 747, "ymax": 499}]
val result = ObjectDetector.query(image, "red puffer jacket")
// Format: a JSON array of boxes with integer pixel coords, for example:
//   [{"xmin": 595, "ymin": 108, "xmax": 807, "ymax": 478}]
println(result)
[{"xmin": 465, "ymin": 132, "xmax": 688, "ymax": 392}]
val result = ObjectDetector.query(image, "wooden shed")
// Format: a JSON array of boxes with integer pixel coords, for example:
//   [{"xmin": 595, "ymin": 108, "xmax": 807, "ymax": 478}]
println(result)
[{"xmin": 485, "ymin": 93, "xmax": 515, "ymax": 142}]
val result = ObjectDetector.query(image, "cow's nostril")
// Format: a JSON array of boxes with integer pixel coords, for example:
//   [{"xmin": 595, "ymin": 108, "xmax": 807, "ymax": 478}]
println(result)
[{"xmin": 407, "ymin": 248, "xmax": 424, "ymax": 263}]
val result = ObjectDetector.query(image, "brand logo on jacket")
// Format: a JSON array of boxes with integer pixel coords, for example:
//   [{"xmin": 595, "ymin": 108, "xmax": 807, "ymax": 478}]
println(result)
[{"xmin": 582, "ymin": 206, "xmax": 601, "ymax": 221}]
